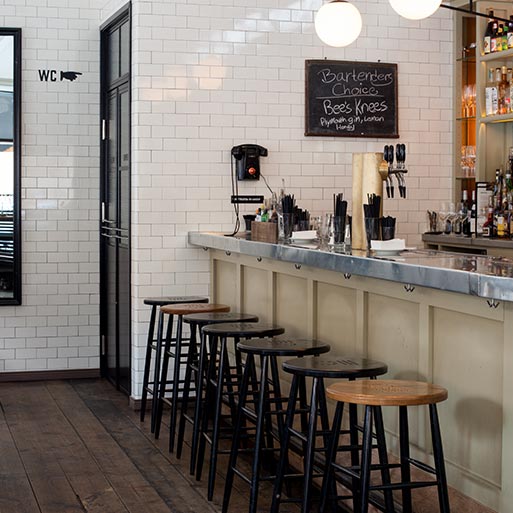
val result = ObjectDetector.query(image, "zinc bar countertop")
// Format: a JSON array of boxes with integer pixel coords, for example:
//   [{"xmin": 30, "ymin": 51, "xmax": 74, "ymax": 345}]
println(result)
[{"xmin": 189, "ymin": 231, "xmax": 513, "ymax": 302}]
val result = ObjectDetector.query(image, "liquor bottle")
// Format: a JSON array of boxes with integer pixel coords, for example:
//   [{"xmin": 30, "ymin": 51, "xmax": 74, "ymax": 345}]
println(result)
[
  {"xmin": 509, "ymin": 204, "xmax": 513, "ymax": 239},
  {"xmin": 509, "ymin": 16, "xmax": 513, "ymax": 48},
  {"xmin": 497, "ymin": 212, "xmax": 506, "ymax": 238},
  {"xmin": 483, "ymin": 201, "xmax": 494, "ymax": 237},
  {"xmin": 491, "ymin": 21, "xmax": 499, "ymax": 52},
  {"xmin": 498, "ymin": 67, "xmax": 508, "ymax": 115},
  {"xmin": 503, "ymin": 172, "xmax": 510, "ymax": 211},
  {"xmin": 503, "ymin": 25, "xmax": 509, "ymax": 51},
  {"xmin": 493, "ymin": 168, "xmax": 503, "ymax": 209},
  {"xmin": 498, "ymin": 25, "xmax": 504, "ymax": 51},
  {"xmin": 461, "ymin": 189, "xmax": 469, "ymax": 214},
  {"xmin": 507, "ymin": 171, "xmax": 513, "ymax": 193},
  {"xmin": 471, "ymin": 190, "xmax": 477, "ymax": 221},
  {"xmin": 508, "ymin": 68, "xmax": 513, "ymax": 112},
  {"xmin": 484, "ymin": 11, "xmax": 495, "ymax": 54},
  {"xmin": 486, "ymin": 68, "xmax": 498, "ymax": 116}
]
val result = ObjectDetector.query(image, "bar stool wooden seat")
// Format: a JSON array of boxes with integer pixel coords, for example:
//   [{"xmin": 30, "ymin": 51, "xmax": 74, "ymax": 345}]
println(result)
[
  {"xmin": 271, "ymin": 355, "xmax": 388, "ymax": 513},
  {"xmin": 177, "ymin": 312, "xmax": 259, "ymax": 474},
  {"xmin": 322, "ymin": 379, "xmax": 450, "ymax": 513},
  {"xmin": 196, "ymin": 323, "xmax": 286, "ymax": 501},
  {"xmin": 222, "ymin": 338, "xmax": 331, "ymax": 513},
  {"xmin": 154, "ymin": 302, "xmax": 231, "ymax": 452},
  {"xmin": 140, "ymin": 295, "xmax": 208, "ymax": 431}
]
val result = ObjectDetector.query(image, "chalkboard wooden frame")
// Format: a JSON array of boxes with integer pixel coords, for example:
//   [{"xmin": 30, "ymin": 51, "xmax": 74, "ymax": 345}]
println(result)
[{"xmin": 305, "ymin": 59, "xmax": 399, "ymax": 139}]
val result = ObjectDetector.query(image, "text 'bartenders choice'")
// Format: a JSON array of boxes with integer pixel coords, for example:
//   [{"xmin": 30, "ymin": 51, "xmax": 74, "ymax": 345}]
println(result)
[{"xmin": 305, "ymin": 60, "xmax": 398, "ymax": 139}]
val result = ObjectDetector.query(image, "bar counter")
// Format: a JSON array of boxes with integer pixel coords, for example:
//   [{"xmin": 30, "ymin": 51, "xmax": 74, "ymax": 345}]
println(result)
[
  {"xmin": 190, "ymin": 231, "xmax": 513, "ymax": 301},
  {"xmin": 190, "ymin": 231, "xmax": 513, "ymax": 513},
  {"xmin": 423, "ymin": 233, "xmax": 513, "ymax": 258}
]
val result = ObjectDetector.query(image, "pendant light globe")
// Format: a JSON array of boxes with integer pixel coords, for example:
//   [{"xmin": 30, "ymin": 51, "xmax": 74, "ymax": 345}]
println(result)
[
  {"xmin": 389, "ymin": 0, "xmax": 442, "ymax": 20},
  {"xmin": 314, "ymin": 0, "xmax": 362, "ymax": 47}
]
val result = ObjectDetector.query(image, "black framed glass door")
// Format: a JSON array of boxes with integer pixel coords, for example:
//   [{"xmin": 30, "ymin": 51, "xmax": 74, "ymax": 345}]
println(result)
[{"xmin": 100, "ymin": 5, "xmax": 131, "ymax": 394}]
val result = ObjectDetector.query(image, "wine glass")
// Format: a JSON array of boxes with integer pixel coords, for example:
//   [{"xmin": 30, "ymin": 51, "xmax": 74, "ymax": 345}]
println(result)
[
  {"xmin": 438, "ymin": 202, "xmax": 449, "ymax": 235},
  {"xmin": 468, "ymin": 84, "xmax": 476, "ymax": 117}
]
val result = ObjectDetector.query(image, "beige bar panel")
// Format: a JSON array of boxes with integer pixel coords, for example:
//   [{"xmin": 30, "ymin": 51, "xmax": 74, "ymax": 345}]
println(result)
[{"xmin": 211, "ymin": 249, "xmax": 506, "ymax": 513}]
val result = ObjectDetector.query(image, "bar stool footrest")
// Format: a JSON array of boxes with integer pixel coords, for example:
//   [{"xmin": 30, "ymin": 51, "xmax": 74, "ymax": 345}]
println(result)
[
  {"xmin": 408, "ymin": 457, "xmax": 437, "ymax": 475},
  {"xmin": 369, "ymin": 480, "xmax": 440, "ymax": 492}
]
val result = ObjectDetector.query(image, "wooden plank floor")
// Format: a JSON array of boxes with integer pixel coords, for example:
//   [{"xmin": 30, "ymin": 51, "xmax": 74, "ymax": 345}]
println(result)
[{"xmin": 0, "ymin": 379, "xmax": 302, "ymax": 513}]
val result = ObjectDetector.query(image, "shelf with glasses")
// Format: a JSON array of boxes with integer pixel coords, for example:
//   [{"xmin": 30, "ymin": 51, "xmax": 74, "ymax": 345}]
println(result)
[
  {"xmin": 455, "ymin": 176, "xmax": 476, "ymax": 180},
  {"xmin": 456, "ymin": 115, "xmax": 477, "ymax": 121}
]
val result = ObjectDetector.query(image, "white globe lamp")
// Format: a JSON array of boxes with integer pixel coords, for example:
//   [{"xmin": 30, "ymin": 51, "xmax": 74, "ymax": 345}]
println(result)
[
  {"xmin": 315, "ymin": 0, "xmax": 363, "ymax": 47},
  {"xmin": 389, "ymin": 0, "xmax": 442, "ymax": 20}
]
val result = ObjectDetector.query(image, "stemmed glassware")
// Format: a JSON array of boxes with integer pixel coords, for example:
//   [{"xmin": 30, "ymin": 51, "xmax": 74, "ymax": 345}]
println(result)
[
  {"xmin": 462, "ymin": 84, "xmax": 476, "ymax": 118},
  {"xmin": 460, "ymin": 145, "xmax": 476, "ymax": 178},
  {"xmin": 438, "ymin": 202, "xmax": 450, "ymax": 234}
]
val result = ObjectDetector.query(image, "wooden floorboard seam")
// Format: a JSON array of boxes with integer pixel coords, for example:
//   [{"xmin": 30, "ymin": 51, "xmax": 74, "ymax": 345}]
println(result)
[
  {"xmin": 44, "ymin": 381, "xmax": 174, "ymax": 513},
  {"xmin": 43, "ymin": 382, "xmax": 135, "ymax": 513},
  {"xmin": 0, "ymin": 397, "xmax": 44, "ymax": 513},
  {"xmin": 69, "ymin": 381, "xmax": 220, "ymax": 513}
]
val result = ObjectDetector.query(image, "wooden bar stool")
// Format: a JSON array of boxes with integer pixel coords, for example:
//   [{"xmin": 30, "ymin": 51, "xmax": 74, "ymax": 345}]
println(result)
[
  {"xmin": 222, "ymin": 338, "xmax": 331, "ymax": 513},
  {"xmin": 154, "ymin": 302, "xmax": 230, "ymax": 452},
  {"xmin": 196, "ymin": 323, "xmax": 286, "ymax": 501},
  {"xmin": 321, "ymin": 379, "xmax": 450, "ymax": 513},
  {"xmin": 140, "ymin": 295, "xmax": 208, "ymax": 432},
  {"xmin": 271, "ymin": 355, "xmax": 389, "ymax": 513},
  {"xmin": 176, "ymin": 312, "xmax": 259, "ymax": 475}
]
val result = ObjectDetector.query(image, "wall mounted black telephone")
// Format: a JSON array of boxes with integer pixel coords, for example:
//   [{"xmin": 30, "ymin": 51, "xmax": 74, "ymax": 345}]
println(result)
[{"xmin": 231, "ymin": 144, "xmax": 268, "ymax": 181}]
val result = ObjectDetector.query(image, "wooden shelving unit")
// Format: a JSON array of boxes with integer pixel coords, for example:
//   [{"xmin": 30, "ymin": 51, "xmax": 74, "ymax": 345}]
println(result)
[{"xmin": 453, "ymin": 1, "xmax": 513, "ymax": 205}]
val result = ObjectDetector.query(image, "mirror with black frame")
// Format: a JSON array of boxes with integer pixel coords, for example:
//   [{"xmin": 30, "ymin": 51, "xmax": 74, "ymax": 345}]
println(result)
[{"xmin": 0, "ymin": 29, "xmax": 21, "ymax": 304}]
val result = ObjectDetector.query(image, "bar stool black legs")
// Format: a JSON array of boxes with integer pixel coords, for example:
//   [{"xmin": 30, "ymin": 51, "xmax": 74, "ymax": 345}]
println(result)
[
  {"xmin": 153, "ymin": 303, "xmax": 231, "ymax": 451},
  {"xmin": 322, "ymin": 379, "xmax": 451, "ymax": 513},
  {"xmin": 196, "ymin": 323, "xmax": 287, "ymax": 502},
  {"xmin": 140, "ymin": 296, "xmax": 208, "ymax": 431},
  {"xmin": 222, "ymin": 338, "xmax": 330, "ymax": 513},
  {"xmin": 429, "ymin": 404, "xmax": 450, "ymax": 513},
  {"xmin": 270, "ymin": 355, "xmax": 389, "ymax": 513},
  {"xmin": 140, "ymin": 302, "xmax": 157, "ymax": 424}
]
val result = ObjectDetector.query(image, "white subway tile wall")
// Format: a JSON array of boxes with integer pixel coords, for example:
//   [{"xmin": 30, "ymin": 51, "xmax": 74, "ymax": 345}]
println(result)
[
  {"xmin": 129, "ymin": 0, "xmax": 453, "ymax": 396},
  {"xmin": 0, "ymin": 0, "xmax": 453, "ymax": 394},
  {"xmin": 0, "ymin": 0, "xmax": 101, "ymax": 372}
]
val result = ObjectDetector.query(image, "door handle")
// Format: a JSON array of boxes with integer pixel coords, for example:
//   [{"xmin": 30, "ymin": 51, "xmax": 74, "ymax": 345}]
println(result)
[{"xmin": 102, "ymin": 226, "xmax": 128, "ymax": 233}]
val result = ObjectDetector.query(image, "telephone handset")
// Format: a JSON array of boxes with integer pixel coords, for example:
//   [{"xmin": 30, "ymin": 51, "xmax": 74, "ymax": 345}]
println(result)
[{"xmin": 231, "ymin": 144, "xmax": 268, "ymax": 180}]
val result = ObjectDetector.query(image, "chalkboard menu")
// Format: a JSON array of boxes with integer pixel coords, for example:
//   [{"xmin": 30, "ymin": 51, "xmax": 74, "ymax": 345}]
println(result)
[{"xmin": 305, "ymin": 60, "xmax": 398, "ymax": 138}]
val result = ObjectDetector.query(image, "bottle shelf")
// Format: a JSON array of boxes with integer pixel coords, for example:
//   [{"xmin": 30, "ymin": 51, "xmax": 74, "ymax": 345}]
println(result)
[
  {"xmin": 481, "ymin": 48, "xmax": 513, "ymax": 62},
  {"xmin": 456, "ymin": 116, "xmax": 477, "ymax": 121},
  {"xmin": 479, "ymin": 112, "xmax": 513, "ymax": 124},
  {"xmin": 455, "ymin": 176, "xmax": 476, "ymax": 180}
]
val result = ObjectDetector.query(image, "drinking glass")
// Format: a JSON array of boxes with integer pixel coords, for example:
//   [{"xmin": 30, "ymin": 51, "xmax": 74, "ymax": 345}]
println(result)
[
  {"xmin": 427, "ymin": 210, "xmax": 438, "ymax": 233},
  {"xmin": 364, "ymin": 218, "xmax": 380, "ymax": 249},
  {"xmin": 329, "ymin": 216, "xmax": 346, "ymax": 248},
  {"xmin": 319, "ymin": 214, "xmax": 333, "ymax": 248},
  {"xmin": 282, "ymin": 213, "xmax": 294, "ymax": 241},
  {"xmin": 310, "ymin": 216, "xmax": 323, "ymax": 245}
]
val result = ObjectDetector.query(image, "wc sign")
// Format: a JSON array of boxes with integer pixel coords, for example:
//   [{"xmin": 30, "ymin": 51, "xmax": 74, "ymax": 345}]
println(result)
[{"xmin": 38, "ymin": 69, "xmax": 82, "ymax": 82}]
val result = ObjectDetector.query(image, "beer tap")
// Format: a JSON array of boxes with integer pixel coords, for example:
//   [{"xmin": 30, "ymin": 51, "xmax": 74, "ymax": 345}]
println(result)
[{"xmin": 380, "ymin": 144, "xmax": 408, "ymax": 199}]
